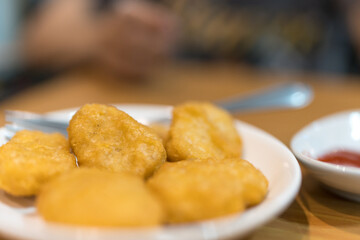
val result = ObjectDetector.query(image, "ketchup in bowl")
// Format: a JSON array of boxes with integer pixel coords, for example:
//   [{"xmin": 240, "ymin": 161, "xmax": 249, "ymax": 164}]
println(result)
[{"xmin": 318, "ymin": 150, "xmax": 360, "ymax": 168}]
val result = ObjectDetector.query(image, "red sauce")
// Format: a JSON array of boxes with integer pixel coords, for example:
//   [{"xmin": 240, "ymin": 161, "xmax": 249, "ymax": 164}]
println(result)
[{"xmin": 318, "ymin": 150, "xmax": 360, "ymax": 168}]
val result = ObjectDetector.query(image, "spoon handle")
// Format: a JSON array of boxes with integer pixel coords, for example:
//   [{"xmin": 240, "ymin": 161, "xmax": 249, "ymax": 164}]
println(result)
[
  {"xmin": 4, "ymin": 82, "xmax": 313, "ymax": 138},
  {"xmin": 216, "ymin": 82, "xmax": 313, "ymax": 113}
]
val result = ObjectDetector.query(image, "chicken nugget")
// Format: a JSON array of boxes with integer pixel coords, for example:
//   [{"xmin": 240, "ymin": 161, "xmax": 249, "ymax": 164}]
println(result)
[
  {"xmin": 0, "ymin": 130, "xmax": 76, "ymax": 196},
  {"xmin": 149, "ymin": 123, "xmax": 169, "ymax": 145},
  {"xmin": 209, "ymin": 158, "xmax": 268, "ymax": 206},
  {"xmin": 37, "ymin": 168, "xmax": 164, "ymax": 227},
  {"xmin": 166, "ymin": 102, "xmax": 242, "ymax": 161},
  {"xmin": 68, "ymin": 104, "xmax": 166, "ymax": 178},
  {"xmin": 147, "ymin": 158, "xmax": 267, "ymax": 223}
]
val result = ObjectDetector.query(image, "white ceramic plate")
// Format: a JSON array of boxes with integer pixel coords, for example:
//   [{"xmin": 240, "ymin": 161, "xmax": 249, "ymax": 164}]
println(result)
[
  {"xmin": 0, "ymin": 104, "xmax": 301, "ymax": 240},
  {"xmin": 291, "ymin": 109, "xmax": 360, "ymax": 201}
]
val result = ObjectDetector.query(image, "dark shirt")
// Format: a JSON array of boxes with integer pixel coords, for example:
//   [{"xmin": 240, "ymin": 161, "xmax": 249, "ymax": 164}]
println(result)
[{"xmin": 160, "ymin": 0, "xmax": 358, "ymax": 74}]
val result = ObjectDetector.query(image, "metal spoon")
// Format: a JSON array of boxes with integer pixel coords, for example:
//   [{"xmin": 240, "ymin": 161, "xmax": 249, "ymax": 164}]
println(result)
[
  {"xmin": 217, "ymin": 82, "xmax": 312, "ymax": 113},
  {"xmin": 4, "ymin": 82, "xmax": 313, "ymax": 138}
]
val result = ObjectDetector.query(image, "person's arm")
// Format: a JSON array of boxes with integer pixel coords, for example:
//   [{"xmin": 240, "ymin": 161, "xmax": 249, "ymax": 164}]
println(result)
[{"xmin": 23, "ymin": 0, "xmax": 177, "ymax": 79}]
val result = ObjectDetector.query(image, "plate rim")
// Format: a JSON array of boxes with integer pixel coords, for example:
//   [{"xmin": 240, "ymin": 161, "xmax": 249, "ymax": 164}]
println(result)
[
  {"xmin": 0, "ymin": 104, "xmax": 302, "ymax": 240},
  {"xmin": 290, "ymin": 108, "xmax": 360, "ymax": 176}
]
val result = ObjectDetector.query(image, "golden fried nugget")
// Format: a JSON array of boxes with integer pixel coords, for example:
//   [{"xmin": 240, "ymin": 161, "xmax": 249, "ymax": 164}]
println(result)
[
  {"xmin": 211, "ymin": 158, "xmax": 268, "ymax": 206},
  {"xmin": 37, "ymin": 168, "xmax": 164, "ymax": 227},
  {"xmin": 149, "ymin": 123, "xmax": 170, "ymax": 145},
  {"xmin": 147, "ymin": 158, "xmax": 267, "ymax": 223},
  {"xmin": 0, "ymin": 130, "xmax": 76, "ymax": 196},
  {"xmin": 68, "ymin": 104, "xmax": 166, "ymax": 178},
  {"xmin": 166, "ymin": 102, "xmax": 242, "ymax": 161}
]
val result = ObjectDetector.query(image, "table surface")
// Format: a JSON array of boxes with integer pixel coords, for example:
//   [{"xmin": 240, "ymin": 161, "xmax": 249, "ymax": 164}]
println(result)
[{"xmin": 0, "ymin": 62, "xmax": 360, "ymax": 240}]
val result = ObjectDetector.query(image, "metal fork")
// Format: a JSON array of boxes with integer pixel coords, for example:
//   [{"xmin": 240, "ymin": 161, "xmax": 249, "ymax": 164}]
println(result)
[{"xmin": 3, "ymin": 82, "xmax": 313, "ymax": 140}]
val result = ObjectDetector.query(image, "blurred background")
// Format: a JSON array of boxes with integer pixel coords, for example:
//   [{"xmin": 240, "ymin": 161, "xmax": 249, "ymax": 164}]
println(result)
[{"xmin": 0, "ymin": 0, "xmax": 360, "ymax": 101}]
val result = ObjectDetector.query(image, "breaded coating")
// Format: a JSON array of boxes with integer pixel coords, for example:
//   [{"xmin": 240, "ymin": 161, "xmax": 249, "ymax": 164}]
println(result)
[
  {"xmin": 214, "ymin": 158, "xmax": 268, "ymax": 206},
  {"xmin": 0, "ymin": 130, "xmax": 76, "ymax": 196},
  {"xmin": 147, "ymin": 158, "xmax": 267, "ymax": 223},
  {"xmin": 68, "ymin": 104, "xmax": 166, "ymax": 178},
  {"xmin": 37, "ymin": 168, "xmax": 164, "ymax": 227},
  {"xmin": 149, "ymin": 123, "xmax": 170, "ymax": 145},
  {"xmin": 166, "ymin": 102, "xmax": 242, "ymax": 161}
]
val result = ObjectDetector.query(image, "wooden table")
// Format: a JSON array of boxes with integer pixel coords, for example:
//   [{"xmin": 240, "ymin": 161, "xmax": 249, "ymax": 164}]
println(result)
[{"xmin": 0, "ymin": 62, "xmax": 360, "ymax": 240}]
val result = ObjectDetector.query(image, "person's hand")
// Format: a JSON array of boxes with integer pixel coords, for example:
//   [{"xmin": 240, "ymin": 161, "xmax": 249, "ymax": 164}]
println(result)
[
  {"xmin": 23, "ymin": 0, "xmax": 99, "ymax": 68},
  {"xmin": 95, "ymin": 0, "xmax": 178, "ymax": 78},
  {"xmin": 23, "ymin": 0, "xmax": 177, "ymax": 78}
]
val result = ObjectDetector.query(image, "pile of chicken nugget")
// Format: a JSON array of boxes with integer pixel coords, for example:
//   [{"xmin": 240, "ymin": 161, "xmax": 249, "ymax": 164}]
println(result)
[{"xmin": 0, "ymin": 102, "xmax": 268, "ymax": 227}]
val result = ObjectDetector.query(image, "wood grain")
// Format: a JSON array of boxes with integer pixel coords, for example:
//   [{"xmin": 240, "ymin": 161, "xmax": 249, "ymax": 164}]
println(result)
[{"xmin": 0, "ymin": 62, "xmax": 359, "ymax": 239}]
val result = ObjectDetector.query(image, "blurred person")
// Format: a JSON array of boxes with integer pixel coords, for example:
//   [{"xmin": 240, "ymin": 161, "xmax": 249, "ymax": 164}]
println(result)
[
  {"xmin": 2, "ymin": 0, "xmax": 359, "ymax": 103},
  {"xmin": 0, "ymin": 0, "xmax": 177, "ymax": 99}
]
